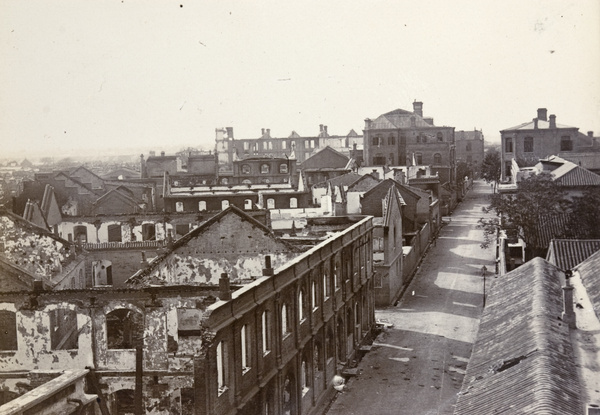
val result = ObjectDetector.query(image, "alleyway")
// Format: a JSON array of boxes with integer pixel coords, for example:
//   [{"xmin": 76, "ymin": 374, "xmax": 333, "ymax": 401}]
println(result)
[{"xmin": 326, "ymin": 180, "xmax": 497, "ymax": 415}]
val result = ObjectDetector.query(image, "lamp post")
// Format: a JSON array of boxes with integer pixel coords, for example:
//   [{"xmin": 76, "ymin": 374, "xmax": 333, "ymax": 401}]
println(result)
[{"xmin": 482, "ymin": 265, "xmax": 488, "ymax": 308}]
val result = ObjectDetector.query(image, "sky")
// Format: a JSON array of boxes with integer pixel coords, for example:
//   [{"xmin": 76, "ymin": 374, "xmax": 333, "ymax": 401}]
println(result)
[{"xmin": 1, "ymin": 0, "xmax": 599, "ymax": 159}]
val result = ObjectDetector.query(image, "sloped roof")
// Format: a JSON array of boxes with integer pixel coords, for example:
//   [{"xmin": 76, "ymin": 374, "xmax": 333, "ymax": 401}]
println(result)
[
  {"xmin": 546, "ymin": 239, "xmax": 600, "ymax": 271},
  {"xmin": 301, "ymin": 146, "xmax": 350, "ymax": 170},
  {"xmin": 313, "ymin": 172, "xmax": 363, "ymax": 189},
  {"xmin": 368, "ymin": 108, "xmax": 435, "ymax": 130},
  {"xmin": 553, "ymin": 164, "xmax": 600, "ymax": 187},
  {"xmin": 288, "ymin": 130, "xmax": 301, "ymax": 138},
  {"xmin": 501, "ymin": 119, "xmax": 576, "ymax": 131},
  {"xmin": 533, "ymin": 213, "xmax": 571, "ymax": 249},
  {"xmin": 70, "ymin": 165, "xmax": 105, "ymax": 182},
  {"xmin": 94, "ymin": 188, "xmax": 140, "ymax": 207},
  {"xmin": 574, "ymin": 249, "xmax": 600, "ymax": 321},
  {"xmin": 346, "ymin": 173, "xmax": 381, "ymax": 192},
  {"xmin": 454, "ymin": 257, "xmax": 582, "ymax": 415}
]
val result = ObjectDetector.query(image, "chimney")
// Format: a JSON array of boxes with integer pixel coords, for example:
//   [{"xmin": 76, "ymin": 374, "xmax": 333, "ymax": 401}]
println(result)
[
  {"xmin": 319, "ymin": 124, "xmax": 324, "ymax": 132},
  {"xmin": 262, "ymin": 255, "xmax": 274, "ymax": 276},
  {"xmin": 219, "ymin": 273, "xmax": 231, "ymax": 301},
  {"xmin": 364, "ymin": 118, "xmax": 372, "ymax": 130},
  {"xmin": 324, "ymin": 125, "xmax": 328, "ymax": 135},
  {"xmin": 549, "ymin": 114, "xmax": 556, "ymax": 129},
  {"xmin": 588, "ymin": 131, "xmax": 594, "ymax": 137},
  {"xmin": 266, "ymin": 128, "xmax": 270, "ymax": 137},
  {"xmin": 372, "ymin": 169, "xmax": 380, "ymax": 180},
  {"xmin": 149, "ymin": 151, "xmax": 156, "ymax": 157},
  {"xmin": 537, "ymin": 108, "xmax": 548, "ymax": 121},
  {"xmin": 561, "ymin": 270, "xmax": 576, "ymax": 328},
  {"xmin": 261, "ymin": 128, "xmax": 265, "ymax": 136},
  {"xmin": 413, "ymin": 101, "xmax": 423, "ymax": 117},
  {"xmin": 161, "ymin": 151, "xmax": 165, "ymax": 157},
  {"xmin": 226, "ymin": 127, "xmax": 234, "ymax": 139},
  {"xmin": 533, "ymin": 118, "xmax": 538, "ymax": 129}
]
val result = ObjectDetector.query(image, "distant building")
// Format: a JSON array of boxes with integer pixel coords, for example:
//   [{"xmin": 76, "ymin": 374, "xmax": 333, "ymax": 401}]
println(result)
[
  {"xmin": 499, "ymin": 107, "xmax": 598, "ymax": 181},
  {"xmin": 455, "ymin": 129, "xmax": 484, "ymax": 178},
  {"xmin": 363, "ymin": 101, "xmax": 456, "ymax": 185}
]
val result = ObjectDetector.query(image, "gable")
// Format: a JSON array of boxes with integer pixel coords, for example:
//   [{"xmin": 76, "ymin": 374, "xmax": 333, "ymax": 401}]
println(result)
[
  {"xmin": 302, "ymin": 147, "xmax": 349, "ymax": 170},
  {"xmin": 347, "ymin": 175, "xmax": 380, "ymax": 192}
]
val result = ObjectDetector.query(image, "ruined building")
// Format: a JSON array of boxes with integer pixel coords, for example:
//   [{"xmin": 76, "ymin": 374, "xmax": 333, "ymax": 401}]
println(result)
[{"xmin": 0, "ymin": 206, "xmax": 376, "ymax": 415}]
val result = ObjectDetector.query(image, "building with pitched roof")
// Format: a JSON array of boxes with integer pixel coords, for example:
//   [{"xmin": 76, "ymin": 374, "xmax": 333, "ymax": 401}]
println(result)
[
  {"xmin": 546, "ymin": 239, "xmax": 600, "ymax": 272},
  {"xmin": 363, "ymin": 101, "xmax": 456, "ymax": 185},
  {"xmin": 499, "ymin": 107, "xmax": 596, "ymax": 181},
  {"xmin": 454, "ymin": 257, "xmax": 583, "ymax": 414},
  {"xmin": 455, "ymin": 129, "xmax": 485, "ymax": 178}
]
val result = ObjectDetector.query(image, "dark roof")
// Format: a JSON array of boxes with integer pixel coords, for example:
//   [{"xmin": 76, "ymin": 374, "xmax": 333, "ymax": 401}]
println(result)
[
  {"xmin": 313, "ymin": 172, "xmax": 362, "ymax": 189},
  {"xmin": 533, "ymin": 213, "xmax": 571, "ymax": 249},
  {"xmin": 574, "ymin": 249, "xmax": 600, "ymax": 321},
  {"xmin": 454, "ymin": 257, "xmax": 582, "ymax": 415},
  {"xmin": 546, "ymin": 239, "xmax": 600, "ymax": 270}
]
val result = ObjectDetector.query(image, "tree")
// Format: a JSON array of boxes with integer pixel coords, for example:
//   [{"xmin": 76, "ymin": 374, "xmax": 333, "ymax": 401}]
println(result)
[
  {"xmin": 480, "ymin": 151, "xmax": 501, "ymax": 190},
  {"xmin": 564, "ymin": 187, "xmax": 600, "ymax": 239},
  {"xmin": 478, "ymin": 172, "xmax": 570, "ymax": 257}
]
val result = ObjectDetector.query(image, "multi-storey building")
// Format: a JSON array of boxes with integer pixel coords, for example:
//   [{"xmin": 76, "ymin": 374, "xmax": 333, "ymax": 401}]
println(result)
[
  {"xmin": 499, "ymin": 108, "xmax": 594, "ymax": 181},
  {"xmin": 363, "ymin": 101, "xmax": 456, "ymax": 185},
  {"xmin": 215, "ymin": 126, "xmax": 363, "ymax": 174},
  {"xmin": 0, "ymin": 206, "xmax": 376, "ymax": 415},
  {"xmin": 455, "ymin": 129, "xmax": 484, "ymax": 178}
]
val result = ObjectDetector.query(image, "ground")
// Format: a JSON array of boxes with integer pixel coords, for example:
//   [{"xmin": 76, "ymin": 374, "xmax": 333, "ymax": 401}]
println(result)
[{"xmin": 326, "ymin": 180, "xmax": 496, "ymax": 415}]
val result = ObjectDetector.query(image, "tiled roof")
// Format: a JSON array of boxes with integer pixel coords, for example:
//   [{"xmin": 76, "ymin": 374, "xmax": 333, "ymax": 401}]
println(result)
[
  {"xmin": 546, "ymin": 239, "xmax": 600, "ymax": 271},
  {"xmin": 533, "ymin": 213, "xmax": 571, "ymax": 249},
  {"xmin": 553, "ymin": 164, "xmax": 600, "ymax": 186},
  {"xmin": 369, "ymin": 108, "xmax": 434, "ymax": 129},
  {"xmin": 574, "ymin": 249, "xmax": 600, "ymax": 321},
  {"xmin": 454, "ymin": 257, "xmax": 582, "ymax": 415}
]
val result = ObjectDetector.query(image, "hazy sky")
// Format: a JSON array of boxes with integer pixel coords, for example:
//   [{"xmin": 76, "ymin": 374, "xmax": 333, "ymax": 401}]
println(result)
[{"xmin": 1, "ymin": 0, "xmax": 599, "ymax": 158}]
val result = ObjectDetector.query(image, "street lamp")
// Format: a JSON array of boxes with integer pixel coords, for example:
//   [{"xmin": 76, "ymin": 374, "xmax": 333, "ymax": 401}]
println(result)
[{"xmin": 481, "ymin": 265, "xmax": 488, "ymax": 308}]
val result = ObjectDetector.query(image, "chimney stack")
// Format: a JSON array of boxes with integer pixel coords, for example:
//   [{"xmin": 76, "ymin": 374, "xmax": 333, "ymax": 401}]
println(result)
[
  {"xmin": 364, "ymin": 118, "xmax": 372, "ymax": 130},
  {"xmin": 537, "ymin": 108, "xmax": 548, "ymax": 121},
  {"xmin": 413, "ymin": 101, "xmax": 423, "ymax": 117},
  {"xmin": 150, "ymin": 151, "xmax": 156, "ymax": 157},
  {"xmin": 533, "ymin": 118, "xmax": 538, "ymax": 129},
  {"xmin": 219, "ymin": 273, "xmax": 231, "ymax": 301},
  {"xmin": 561, "ymin": 270, "xmax": 576, "ymax": 328},
  {"xmin": 161, "ymin": 151, "xmax": 165, "ymax": 157},
  {"xmin": 261, "ymin": 128, "xmax": 265, "ymax": 136},
  {"xmin": 262, "ymin": 255, "xmax": 274, "ymax": 276},
  {"xmin": 372, "ymin": 169, "xmax": 380, "ymax": 180},
  {"xmin": 319, "ymin": 124, "xmax": 324, "ymax": 132},
  {"xmin": 226, "ymin": 127, "xmax": 234, "ymax": 139},
  {"xmin": 549, "ymin": 114, "xmax": 556, "ymax": 129},
  {"xmin": 588, "ymin": 131, "xmax": 594, "ymax": 138},
  {"xmin": 266, "ymin": 128, "xmax": 270, "ymax": 137},
  {"xmin": 140, "ymin": 252, "xmax": 149, "ymax": 269},
  {"xmin": 324, "ymin": 125, "xmax": 328, "ymax": 135}
]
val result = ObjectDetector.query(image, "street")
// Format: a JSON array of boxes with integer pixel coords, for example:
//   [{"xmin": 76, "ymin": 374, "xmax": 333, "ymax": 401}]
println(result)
[{"xmin": 326, "ymin": 180, "xmax": 497, "ymax": 415}]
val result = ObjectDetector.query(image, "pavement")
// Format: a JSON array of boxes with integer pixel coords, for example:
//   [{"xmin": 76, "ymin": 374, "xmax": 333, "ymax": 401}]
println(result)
[{"xmin": 325, "ymin": 180, "xmax": 497, "ymax": 415}]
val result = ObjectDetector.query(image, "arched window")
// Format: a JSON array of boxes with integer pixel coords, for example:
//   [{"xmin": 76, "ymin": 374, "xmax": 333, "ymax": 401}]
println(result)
[
  {"xmin": 334, "ymin": 256, "xmax": 341, "ymax": 290},
  {"xmin": 221, "ymin": 200, "xmax": 230, "ymax": 210},
  {"xmin": 241, "ymin": 164, "xmax": 251, "ymax": 174},
  {"xmin": 73, "ymin": 225, "xmax": 87, "ymax": 243},
  {"xmin": 242, "ymin": 179, "xmax": 252, "ymax": 185},
  {"xmin": 241, "ymin": 324, "xmax": 251, "ymax": 373},
  {"xmin": 388, "ymin": 135, "xmax": 395, "ymax": 145},
  {"xmin": 326, "ymin": 327, "xmax": 335, "ymax": 361},
  {"xmin": 0, "ymin": 309, "xmax": 17, "ymax": 350},
  {"xmin": 298, "ymin": 290, "xmax": 306, "ymax": 322},
  {"xmin": 282, "ymin": 373, "xmax": 294, "ymax": 415},
  {"xmin": 106, "ymin": 309, "xmax": 142, "ymax": 349},
  {"xmin": 279, "ymin": 163, "xmax": 288, "ymax": 174},
  {"xmin": 262, "ymin": 310, "xmax": 271, "ymax": 354},
  {"xmin": 301, "ymin": 355, "xmax": 310, "ymax": 394},
  {"xmin": 216, "ymin": 340, "xmax": 229, "ymax": 394},
  {"xmin": 289, "ymin": 197, "xmax": 297, "ymax": 208},
  {"xmin": 281, "ymin": 303, "xmax": 290, "ymax": 336},
  {"xmin": 267, "ymin": 198, "xmax": 275, "ymax": 209},
  {"xmin": 244, "ymin": 199, "xmax": 253, "ymax": 210},
  {"xmin": 434, "ymin": 153, "xmax": 442, "ymax": 165},
  {"xmin": 323, "ymin": 265, "xmax": 330, "ymax": 300},
  {"xmin": 415, "ymin": 153, "xmax": 423, "ymax": 165},
  {"xmin": 437, "ymin": 132, "xmax": 443, "ymax": 142},
  {"xmin": 198, "ymin": 201, "xmax": 207, "ymax": 211},
  {"xmin": 311, "ymin": 280, "xmax": 318, "ymax": 311},
  {"xmin": 221, "ymin": 177, "xmax": 228, "ymax": 185},
  {"xmin": 175, "ymin": 201, "xmax": 184, "ymax": 212},
  {"xmin": 261, "ymin": 164, "xmax": 270, "ymax": 174}
]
